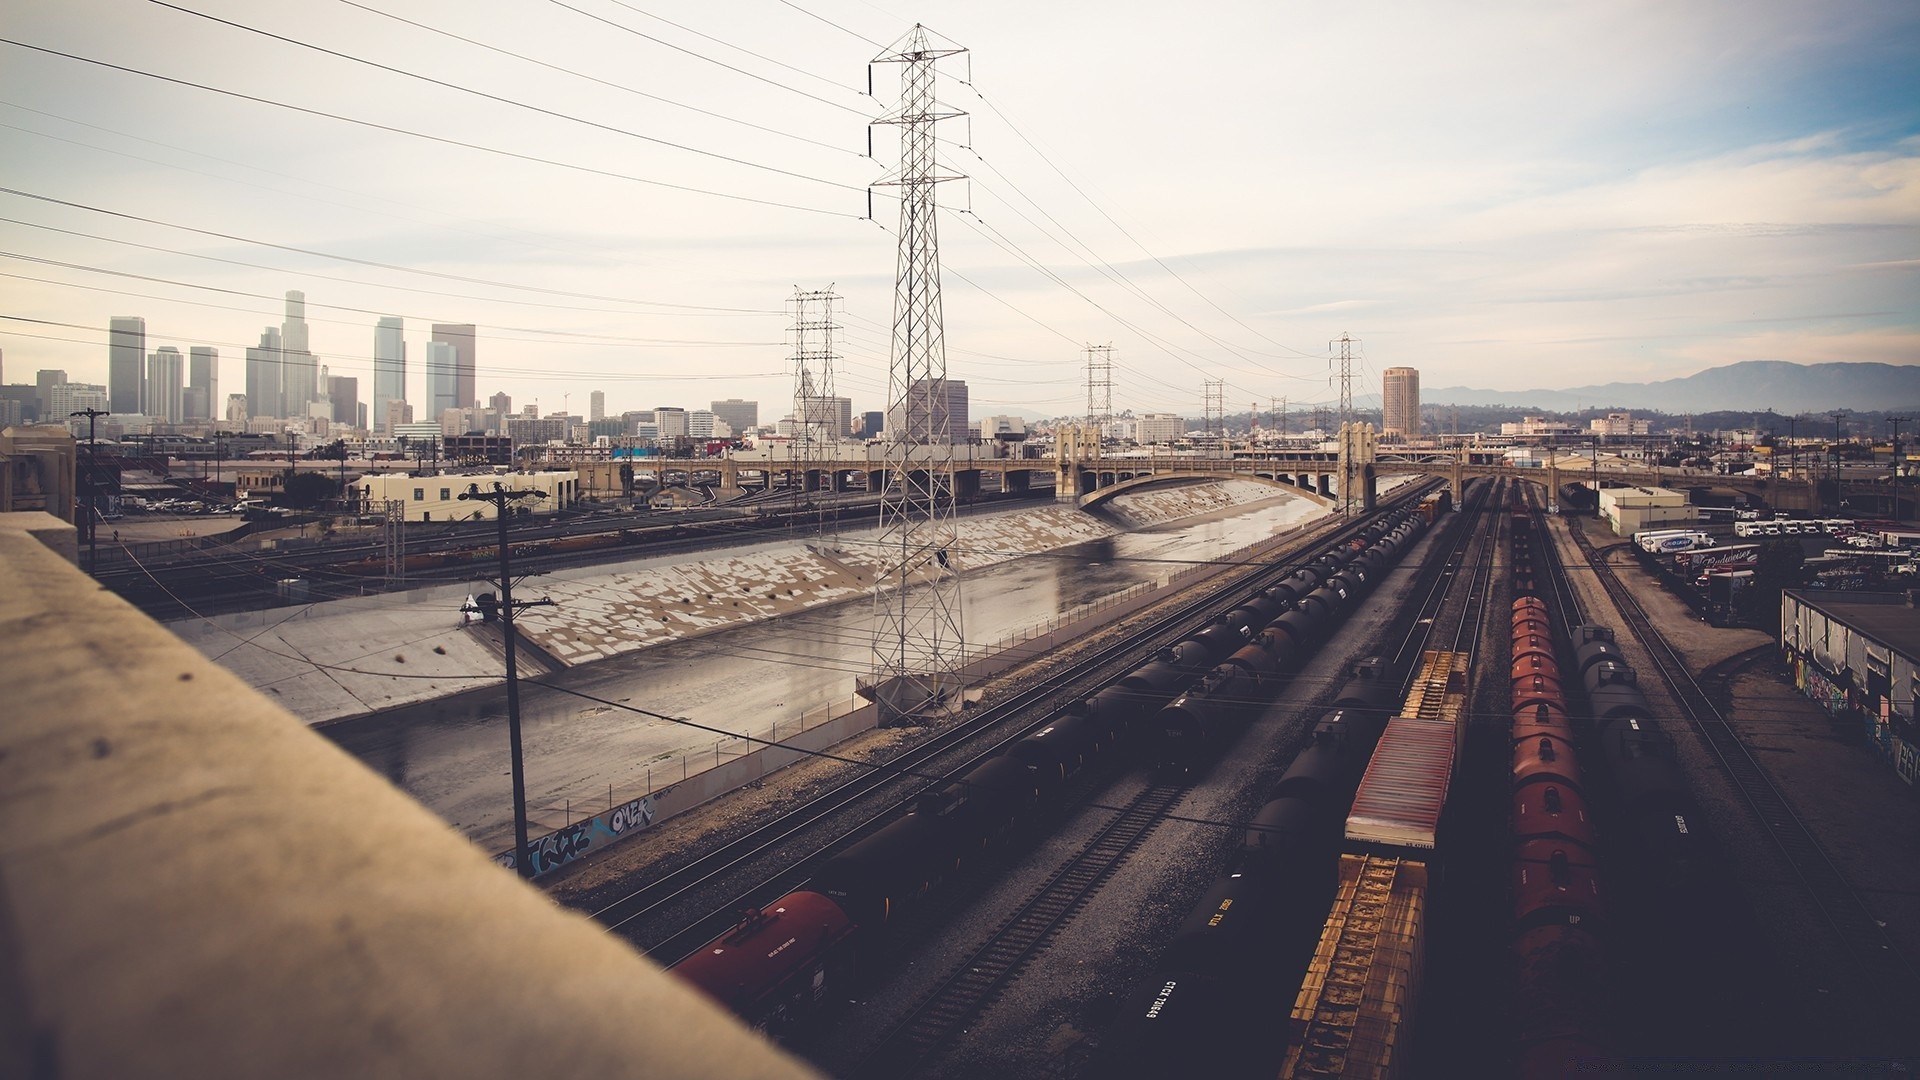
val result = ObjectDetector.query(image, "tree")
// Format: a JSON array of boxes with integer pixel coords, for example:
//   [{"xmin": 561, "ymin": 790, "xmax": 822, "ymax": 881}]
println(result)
[{"xmin": 279, "ymin": 472, "xmax": 340, "ymax": 509}]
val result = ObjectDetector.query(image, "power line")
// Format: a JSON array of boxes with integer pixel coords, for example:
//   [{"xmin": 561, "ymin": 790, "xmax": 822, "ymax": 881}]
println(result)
[
  {"xmin": 542, "ymin": 0, "xmax": 873, "ymax": 117},
  {"xmin": 0, "ymin": 188, "xmax": 778, "ymax": 311},
  {"xmin": 331, "ymin": 0, "xmax": 858, "ymax": 157},
  {"xmin": 147, "ymin": 1, "xmax": 864, "ymax": 193},
  {"xmin": 0, "ymin": 37, "xmax": 859, "ymax": 218}
]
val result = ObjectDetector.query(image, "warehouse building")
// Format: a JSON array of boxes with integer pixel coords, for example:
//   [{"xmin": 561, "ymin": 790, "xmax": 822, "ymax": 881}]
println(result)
[
  {"xmin": 1779, "ymin": 589, "xmax": 1920, "ymax": 787},
  {"xmin": 355, "ymin": 470, "xmax": 578, "ymax": 522},
  {"xmin": 1598, "ymin": 485, "xmax": 1698, "ymax": 537}
]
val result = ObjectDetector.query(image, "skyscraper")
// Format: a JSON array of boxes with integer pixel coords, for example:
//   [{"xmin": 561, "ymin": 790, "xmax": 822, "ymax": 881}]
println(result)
[
  {"xmin": 429, "ymin": 324, "xmax": 476, "ymax": 410},
  {"xmin": 373, "ymin": 316, "xmax": 406, "ymax": 434},
  {"xmin": 710, "ymin": 398, "xmax": 758, "ymax": 436},
  {"xmin": 147, "ymin": 346, "xmax": 184, "ymax": 423},
  {"xmin": 886, "ymin": 378, "xmax": 969, "ymax": 444},
  {"xmin": 1382, "ymin": 367, "xmax": 1420, "ymax": 441},
  {"xmin": 188, "ymin": 346, "xmax": 218, "ymax": 422},
  {"xmin": 108, "ymin": 316, "xmax": 145, "ymax": 414},
  {"xmin": 327, "ymin": 374, "xmax": 360, "ymax": 427},
  {"xmin": 279, "ymin": 291, "xmax": 318, "ymax": 419},
  {"xmin": 589, "ymin": 390, "xmax": 605, "ymax": 422},
  {"xmin": 246, "ymin": 326, "xmax": 284, "ymax": 420},
  {"xmin": 36, "ymin": 370, "xmax": 66, "ymax": 421},
  {"xmin": 425, "ymin": 341, "xmax": 461, "ymax": 420}
]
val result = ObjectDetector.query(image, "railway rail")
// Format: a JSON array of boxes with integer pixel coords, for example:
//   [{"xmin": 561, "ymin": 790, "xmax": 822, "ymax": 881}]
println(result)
[
  {"xmin": 846, "ymin": 482, "xmax": 1494, "ymax": 1077},
  {"xmin": 590, "ymin": 484, "xmax": 1443, "ymax": 962},
  {"xmin": 1563, "ymin": 511, "xmax": 1918, "ymax": 1009},
  {"xmin": 856, "ymin": 781, "xmax": 1192, "ymax": 1079}
]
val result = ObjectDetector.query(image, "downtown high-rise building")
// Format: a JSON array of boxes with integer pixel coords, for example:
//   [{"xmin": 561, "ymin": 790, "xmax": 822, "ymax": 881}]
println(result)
[
  {"xmin": 429, "ymin": 323, "xmax": 476, "ymax": 411},
  {"xmin": 886, "ymin": 378, "xmax": 969, "ymax": 444},
  {"xmin": 187, "ymin": 346, "xmax": 218, "ymax": 423},
  {"xmin": 35, "ymin": 370, "xmax": 66, "ymax": 421},
  {"xmin": 424, "ymin": 341, "xmax": 461, "ymax": 420},
  {"xmin": 146, "ymin": 346, "xmax": 184, "ymax": 423},
  {"xmin": 279, "ymin": 291, "xmax": 318, "ymax": 420},
  {"xmin": 327, "ymin": 374, "xmax": 360, "ymax": 427},
  {"xmin": 709, "ymin": 398, "xmax": 758, "ymax": 436},
  {"xmin": 108, "ymin": 316, "xmax": 145, "ymax": 415},
  {"xmin": 246, "ymin": 327, "xmax": 284, "ymax": 420},
  {"xmin": 1382, "ymin": 366, "xmax": 1420, "ymax": 440},
  {"xmin": 589, "ymin": 390, "xmax": 605, "ymax": 422},
  {"xmin": 372, "ymin": 316, "xmax": 406, "ymax": 434}
]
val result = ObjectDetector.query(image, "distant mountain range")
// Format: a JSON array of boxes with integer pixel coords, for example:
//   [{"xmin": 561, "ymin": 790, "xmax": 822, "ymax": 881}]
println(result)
[{"xmin": 1425, "ymin": 361, "xmax": 1920, "ymax": 414}]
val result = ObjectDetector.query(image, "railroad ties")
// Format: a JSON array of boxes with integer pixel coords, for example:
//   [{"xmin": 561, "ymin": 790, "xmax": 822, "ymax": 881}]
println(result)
[
  {"xmin": 1570, "ymin": 525, "xmax": 1917, "ymax": 1000},
  {"xmin": 857, "ymin": 782, "xmax": 1191, "ymax": 1076}
]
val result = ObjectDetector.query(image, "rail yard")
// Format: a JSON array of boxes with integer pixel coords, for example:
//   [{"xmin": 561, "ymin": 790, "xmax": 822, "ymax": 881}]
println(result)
[{"xmin": 542, "ymin": 478, "xmax": 1920, "ymax": 1077}]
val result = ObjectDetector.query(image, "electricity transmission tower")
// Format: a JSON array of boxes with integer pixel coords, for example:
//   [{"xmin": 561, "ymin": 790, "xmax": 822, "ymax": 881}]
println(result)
[
  {"xmin": 1335, "ymin": 333, "xmax": 1355, "ymax": 429},
  {"xmin": 1202, "ymin": 380, "xmax": 1225, "ymax": 448},
  {"xmin": 866, "ymin": 25, "xmax": 968, "ymax": 727},
  {"xmin": 789, "ymin": 286, "xmax": 841, "ymax": 529},
  {"xmin": 1084, "ymin": 343, "xmax": 1113, "ymax": 444}
]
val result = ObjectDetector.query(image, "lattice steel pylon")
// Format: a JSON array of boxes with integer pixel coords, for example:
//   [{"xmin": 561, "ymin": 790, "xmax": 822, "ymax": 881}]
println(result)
[
  {"xmin": 866, "ymin": 25, "xmax": 968, "ymax": 727},
  {"xmin": 1084, "ymin": 343, "xmax": 1113, "ymax": 445},
  {"xmin": 789, "ymin": 286, "xmax": 842, "ymax": 531},
  {"xmin": 1203, "ymin": 379, "xmax": 1226, "ymax": 449},
  {"xmin": 383, "ymin": 500, "xmax": 406, "ymax": 585},
  {"xmin": 1336, "ymin": 333, "xmax": 1357, "ymax": 515}
]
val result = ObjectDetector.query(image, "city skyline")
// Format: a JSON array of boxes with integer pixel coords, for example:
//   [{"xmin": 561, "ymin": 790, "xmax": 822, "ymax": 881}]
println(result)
[{"xmin": 1, "ymin": 2, "xmax": 1915, "ymax": 419}]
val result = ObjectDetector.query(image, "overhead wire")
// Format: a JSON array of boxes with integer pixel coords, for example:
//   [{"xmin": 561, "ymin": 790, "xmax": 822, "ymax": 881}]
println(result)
[
  {"xmin": 0, "ymin": 37, "xmax": 859, "ymax": 218},
  {"xmin": 146, "ymin": 1, "xmax": 865, "ymax": 193},
  {"xmin": 331, "ymin": 0, "xmax": 859, "ymax": 157}
]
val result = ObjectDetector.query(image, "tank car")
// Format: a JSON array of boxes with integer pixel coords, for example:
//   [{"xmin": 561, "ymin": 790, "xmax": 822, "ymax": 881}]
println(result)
[
  {"xmin": 1513, "ymin": 672, "xmax": 1569, "ymax": 715},
  {"xmin": 1513, "ymin": 838, "xmax": 1604, "ymax": 929},
  {"xmin": 1155, "ymin": 666, "xmax": 1253, "ymax": 773},
  {"xmin": 1183, "ymin": 618, "xmax": 1250, "ymax": 668},
  {"xmin": 1511, "ymin": 924, "xmax": 1607, "ymax": 1079},
  {"xmin": 813, "ymin": 810, "xmax": 965, "ymax": 927},
  {"xmin": 1266, "ymin": 605, "xmax": 1326, "ymax": 659},
  {"xmin": 1223, "ymin": 635, "xmax": 1284, "ymax": 687},
  {"xmin": 669, "ymin": 890, "xmax": 857, "ymax": 1037},
  {"xmin": 1330, "ymin": 656, "xmax": 1395, "ymax": 716},
  {"xmin": 1222, "ymin": 594, "xmax": 1285, "ymax": 636},
  {"xmin": 1005, "ymin": 710, "xmax": 1105, "ymax": 794},
  {"xmin": 914, "ymin": 754, "xmax": 1042, "ymax": 854}
]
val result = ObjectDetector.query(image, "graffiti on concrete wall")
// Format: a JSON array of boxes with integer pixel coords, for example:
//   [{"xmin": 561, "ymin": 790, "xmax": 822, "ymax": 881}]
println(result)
[{"xmin": 492, "ymin": 794, "xmax": 657, "ymax": 877}]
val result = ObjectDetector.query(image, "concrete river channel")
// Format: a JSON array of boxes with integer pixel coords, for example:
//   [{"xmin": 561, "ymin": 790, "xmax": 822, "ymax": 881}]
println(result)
[{"xmin": 323, "ymin": 492, "xmax": 1325, "ymax": 849}]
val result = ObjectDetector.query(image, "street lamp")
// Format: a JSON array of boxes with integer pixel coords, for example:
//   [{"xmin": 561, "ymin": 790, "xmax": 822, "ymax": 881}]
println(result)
[{"xmin": 459, "ymin": 481, "xmax": 552, "ymax": 879}]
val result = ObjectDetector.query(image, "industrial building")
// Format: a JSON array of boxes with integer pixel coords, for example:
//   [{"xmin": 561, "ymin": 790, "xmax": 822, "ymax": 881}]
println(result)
[
  {"xmin": 1597, "ymin": 486, "xmax": 1699, "ymax": 536},
  {"xmin": 354, "ymin": 470, "xmax": 579, "ymax": 521},
  {"xmin": 1780, "ymin": 589, "xmax": 1920, "ymax": 787}
]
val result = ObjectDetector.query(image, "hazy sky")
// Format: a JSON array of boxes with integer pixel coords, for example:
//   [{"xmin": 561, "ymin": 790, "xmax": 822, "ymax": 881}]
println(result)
[{"xmin": 3, "ymin": 0, "xmax": 1916, "ymax": 419}]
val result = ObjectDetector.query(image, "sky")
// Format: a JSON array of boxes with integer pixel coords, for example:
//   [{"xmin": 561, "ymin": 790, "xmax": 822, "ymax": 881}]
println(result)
[{"xmin": 2, "ymin": 0, "xmax": 1916, "ymax": 421}]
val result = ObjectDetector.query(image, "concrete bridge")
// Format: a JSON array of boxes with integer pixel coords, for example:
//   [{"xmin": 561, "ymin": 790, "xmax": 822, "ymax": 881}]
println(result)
[{"xmin": 562, "ymin": 438, "xmax": 1909, "ymax": 517}]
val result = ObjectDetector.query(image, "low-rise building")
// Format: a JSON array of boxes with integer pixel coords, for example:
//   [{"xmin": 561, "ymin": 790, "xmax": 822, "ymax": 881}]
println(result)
[
  {"xmin": 1597, "ymin": 485, "xmax": 1698, "ymax": 536},
  {"xmin": 1780, "ymin": 589, "xmax": 1920, "ymax": 787},
  {"xmin": 354, "ymin": 470, "xmax": 579, "ymax": 522}
]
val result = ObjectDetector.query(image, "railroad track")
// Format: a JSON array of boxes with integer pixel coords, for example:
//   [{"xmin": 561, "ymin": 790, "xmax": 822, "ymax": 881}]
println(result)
[
  {"xmin": 1566, "ymin": 516, "xmax": 1918, "ymax": 1000},
  {"xmin": 845, "ymin": 484, "xmax": 1489, "ymax": 1077},
  {"xmin": 856, "ymin": 781, "xmax": 1192, "ymax": 1078},
  {"xmin": 593, "ymin": 484, "xmax": 1444, "ymax": 960}
]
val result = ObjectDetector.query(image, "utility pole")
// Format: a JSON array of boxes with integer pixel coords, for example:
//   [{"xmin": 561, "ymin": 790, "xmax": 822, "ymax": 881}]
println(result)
[
  {"xmin": 458, "ymin": 482, "xmax": 553, "ymax": 879},
  {"xmin": 1830, "ymin": 409, "xmax": 1848, "ymax": 515},
  {"xmin": 1889, "ymin": 416, "xmax": 1909, "ymax": 523},
  {"xmin": 867, "ymin": 24, "xmax": 968, "ymax": 727},
  {"xmin": 70, "ymin": 407, "xmax": 108, "ymax": 573}
]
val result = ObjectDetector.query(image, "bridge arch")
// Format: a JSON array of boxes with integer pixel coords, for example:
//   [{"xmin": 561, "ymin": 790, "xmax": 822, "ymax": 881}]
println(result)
[{"xmin": 1076, "ymin": 472, "xmax": 1333, "ymax": 510}]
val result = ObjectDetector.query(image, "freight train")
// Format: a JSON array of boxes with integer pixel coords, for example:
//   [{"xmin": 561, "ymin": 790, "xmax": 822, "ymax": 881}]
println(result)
[
  {"xmin": 668, "ymin": 506, "xmax": 1434, "ymax": 1037},
  {"xmin": 1506, "ymin": 489, "xmax": 1713, "ymax": 1075},
  {"xmin": 1089, "ymin": 657, "xmax": 1403, "ymax": 1077}
]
